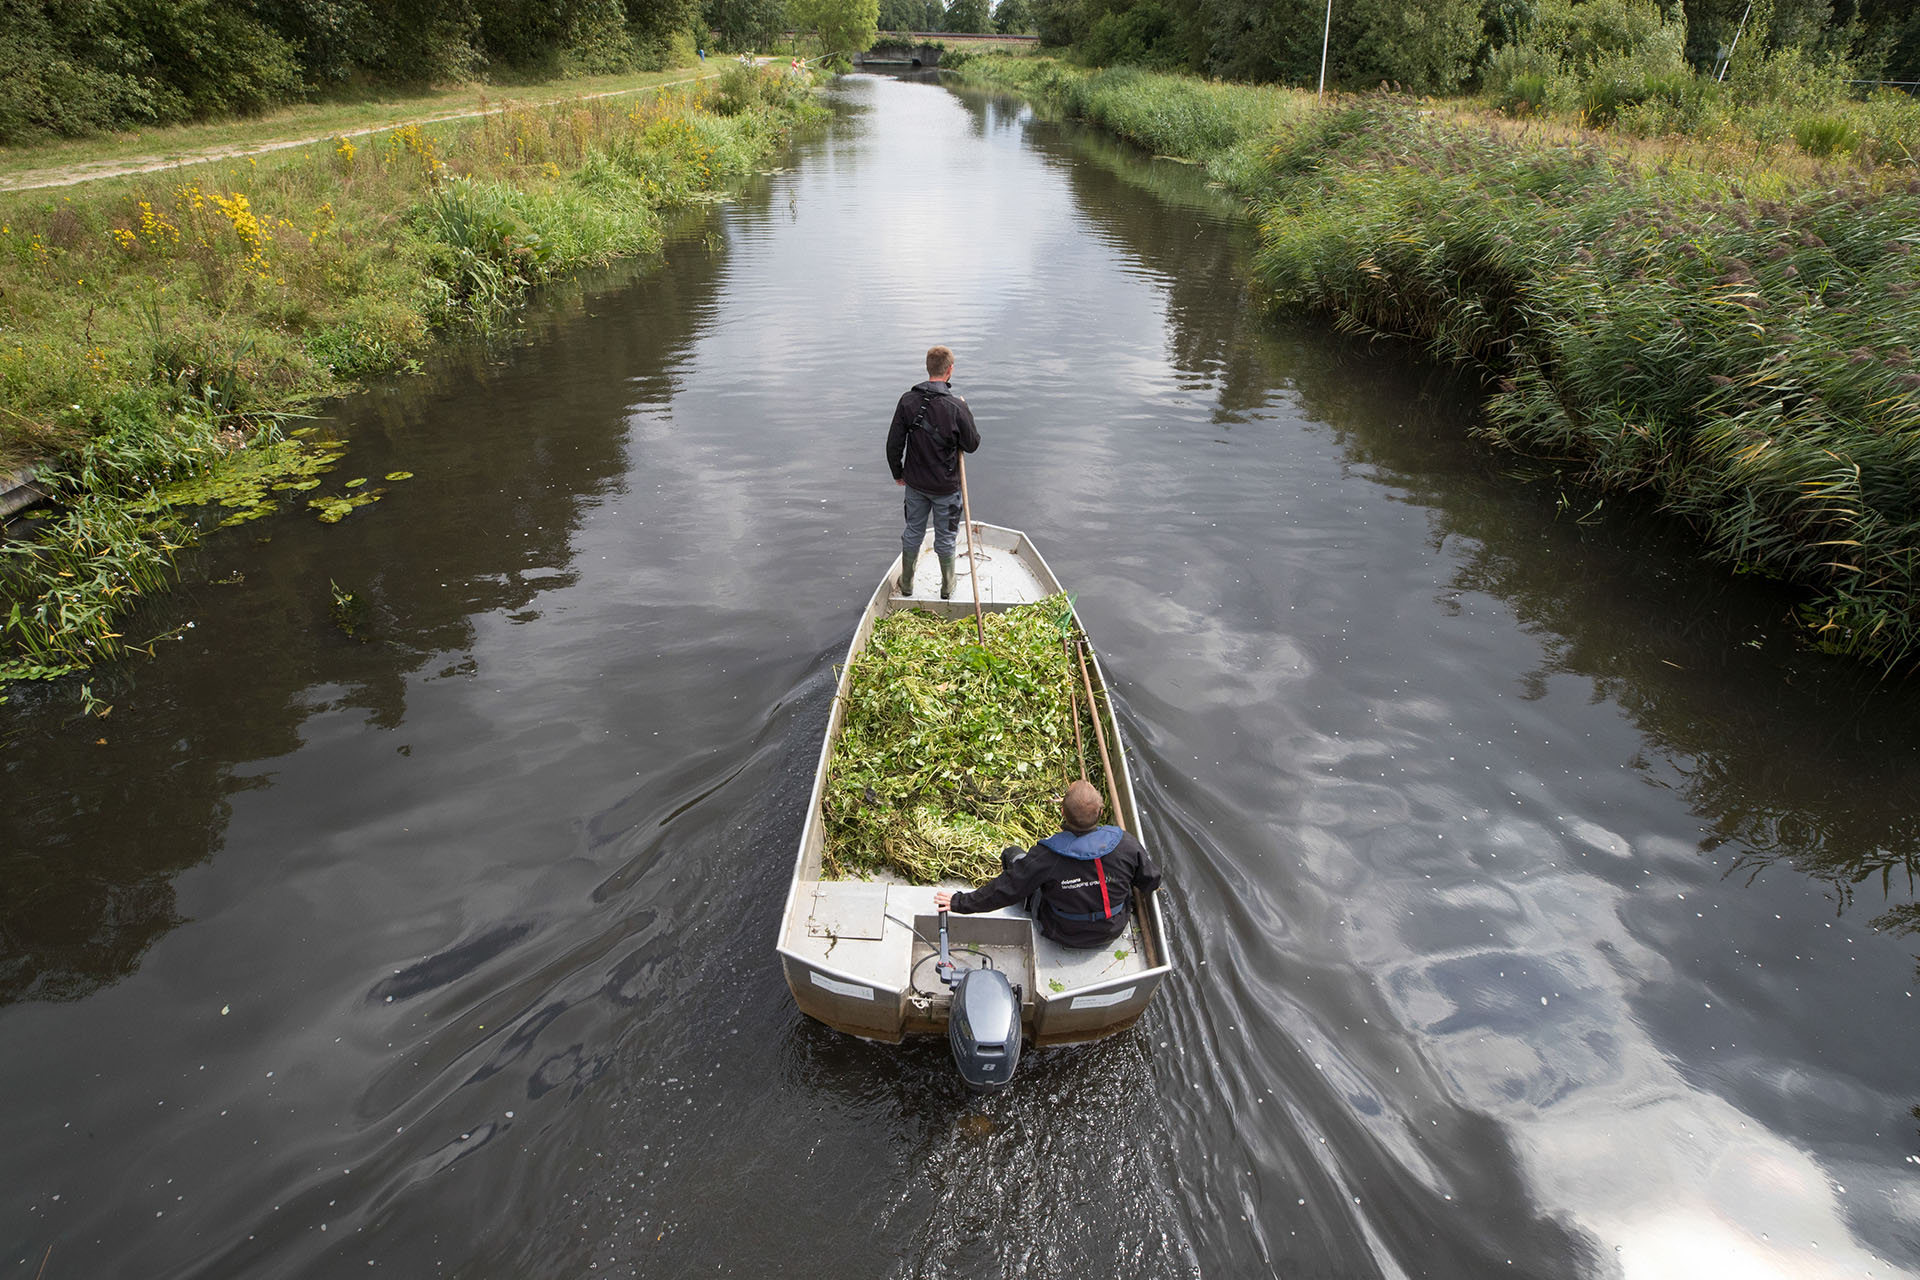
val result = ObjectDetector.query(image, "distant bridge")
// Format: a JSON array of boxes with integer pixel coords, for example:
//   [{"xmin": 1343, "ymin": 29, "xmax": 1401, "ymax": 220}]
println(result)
[{"xmin": 854, "ymin": 33, "xmax": 1039, "ymax": 68}]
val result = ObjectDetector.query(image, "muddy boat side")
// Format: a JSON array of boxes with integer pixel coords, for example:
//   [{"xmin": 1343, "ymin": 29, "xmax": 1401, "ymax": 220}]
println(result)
[{"xmin": 776, "ymin": 522, "xmax": 1174, "ymax": 1048}]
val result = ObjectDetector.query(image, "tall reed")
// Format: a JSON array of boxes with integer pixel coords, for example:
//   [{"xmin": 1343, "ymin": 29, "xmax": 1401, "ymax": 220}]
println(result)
[{"xmin": 962, "ymin": 56, "xmax": 1920, "ymax": 669}]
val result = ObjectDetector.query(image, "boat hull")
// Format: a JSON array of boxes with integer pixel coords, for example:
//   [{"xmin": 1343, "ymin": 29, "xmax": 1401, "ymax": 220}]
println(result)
[{"xmin": 776, "ymin": 522, "xmax": 1173, "ymax": 1048}]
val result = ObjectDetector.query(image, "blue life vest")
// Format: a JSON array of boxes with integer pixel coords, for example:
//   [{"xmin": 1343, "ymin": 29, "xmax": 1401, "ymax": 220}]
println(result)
[{"xmin": 1038, "ymin": 825, "xmax": 1124, "ymax": 860}]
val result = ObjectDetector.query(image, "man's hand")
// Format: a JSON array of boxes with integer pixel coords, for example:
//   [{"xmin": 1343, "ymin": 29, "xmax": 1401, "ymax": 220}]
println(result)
[
  {"xmin": 896, "ymin": 479, "xmax": 905, "ymax": 486},
  {"xmin": 934, "ymin": 891, "xmax": 953, "ymax": 911}
]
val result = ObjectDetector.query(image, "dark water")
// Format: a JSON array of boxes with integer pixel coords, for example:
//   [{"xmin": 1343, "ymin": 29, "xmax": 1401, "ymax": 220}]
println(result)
[{"xmin": 7, "ymin": 74, "xmax": 1920, "ymax": 1279}]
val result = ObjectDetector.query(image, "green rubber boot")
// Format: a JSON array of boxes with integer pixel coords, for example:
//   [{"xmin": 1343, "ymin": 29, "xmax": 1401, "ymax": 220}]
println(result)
[
  {"xmin": 940, "ymin": 555, "xmax": 957, "ymax": 600},
  {"xmin": 897, "ymin": 556, "xmax": 914, "ymax": 596}
]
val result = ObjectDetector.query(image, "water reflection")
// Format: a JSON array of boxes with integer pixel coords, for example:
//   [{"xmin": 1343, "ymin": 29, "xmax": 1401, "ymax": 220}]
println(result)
[
  {"xmin": 992, "ymin": 83, "xmax": 1920, "ymax": 1273},
  {"xmin": 4, "ymin": 71, "xmax": 1920, "ymax": 1280}
]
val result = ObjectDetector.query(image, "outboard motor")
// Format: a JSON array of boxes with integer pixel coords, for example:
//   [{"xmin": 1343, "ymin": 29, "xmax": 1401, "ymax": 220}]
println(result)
[{"xmin": 937, "ymin": 908, "xmax": 1022, "ymax": 1091}]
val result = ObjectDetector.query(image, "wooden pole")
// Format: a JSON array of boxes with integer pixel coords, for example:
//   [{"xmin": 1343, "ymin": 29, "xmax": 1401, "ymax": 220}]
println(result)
[
  {"xmin": 957, "ymin": 456, "xmax": 985, "ymax": 645},
  {"xmin": 1065, "ymin": 637, "xmax": 1087, "ymax": 781},
  {"xmin": 1074, "ymin": 638, "xmax": 1122, "ymax": 832}
]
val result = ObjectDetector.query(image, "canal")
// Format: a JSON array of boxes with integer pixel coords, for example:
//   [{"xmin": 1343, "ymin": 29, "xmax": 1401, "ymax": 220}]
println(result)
[{"xmin": 5, "ymin": 72, "xmax": 1920, "ymax": 1279}]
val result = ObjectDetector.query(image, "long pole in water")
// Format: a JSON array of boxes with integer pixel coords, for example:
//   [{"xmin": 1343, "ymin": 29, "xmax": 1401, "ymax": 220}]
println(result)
[
  {"xmin": 1074, "ymin": 639, "xmax": 1122, "ymax": 832},
  {"xmin": 958, "ymin": 456, "xmax": 985, "ymax": 645},
  {"xmin": 1317, "ymin": 0, "xmax": 1333, "ymax": 99}
]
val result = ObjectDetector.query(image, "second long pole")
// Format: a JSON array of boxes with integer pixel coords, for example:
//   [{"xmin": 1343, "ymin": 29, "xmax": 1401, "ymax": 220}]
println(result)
[{"xmin": 957, "ymin": 456, "xmax": 985, "ymax": 645}]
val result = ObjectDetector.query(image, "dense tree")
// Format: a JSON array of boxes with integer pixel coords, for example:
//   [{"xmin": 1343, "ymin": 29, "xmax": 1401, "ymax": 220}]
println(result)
[
  {"xmin": 1203, "ymin": 0, "xmax": 1480, "ymax": 89},
  {"xmin": 1335, "ymin": 0, "xmax": 1483, "ymax": 90},
  {"xmin": 0, "ymin": 0, "xmax": 302, "ymax": 141},
  {"xmin": 944, "ymin": 0, "xmax": 990, "ymax": 32},
  {"xmin": 876, "ymin": 0, "xmax": 926, "ymax": 30},
  {"xmin": 705, "ymin": 0, "xmax": 789, "ymax": 49},
  {"xmin": 0, "ymin": 0, "xmax": 708, "ymax": 143},
  {"xmin": 1083, "ymin": 0, "xmax": 1186, "ymax": 67},
  {"xmin": 1030, "ymin": 0, "xmax": 1088, "ymax": 44},
  {"xmin": 789, "ymin": 0, "xmax": 878, "ymax": 56},
  {"xmin": 993, "ymin": 0, "xmax": 1034, "ymax": 32},
  {"xmin": 1847, "ymin": 0, "xmax": 1920, "ymax": 79}
]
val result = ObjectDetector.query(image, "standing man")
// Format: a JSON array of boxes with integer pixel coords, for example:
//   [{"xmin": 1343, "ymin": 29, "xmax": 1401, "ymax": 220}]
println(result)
[{"xmin": 886, "ymin": 345, "xmax": 979, "ymax": 599}]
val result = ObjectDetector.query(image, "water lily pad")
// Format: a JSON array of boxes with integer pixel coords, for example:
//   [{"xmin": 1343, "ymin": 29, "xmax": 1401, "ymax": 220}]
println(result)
[
  {"xmin": 308, "ymin": 489, "xmax": 384, "ymax": 524},
  {"xmin": 131, "ymin": 436, "xmax": 345, "ymax": 527},
  {"xmin": 344, "ymin": 477, "xmax": 367, "ymax": 488},
  {"xmin": 384, "ymin": 471, "xmax": 414, "ymax": 481}
]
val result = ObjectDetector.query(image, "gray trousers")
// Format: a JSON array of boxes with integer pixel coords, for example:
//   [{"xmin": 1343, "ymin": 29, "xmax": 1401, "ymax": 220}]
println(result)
[{"xmin": 901, "ymin": 486, "xmax": 963, "ymax": 562}]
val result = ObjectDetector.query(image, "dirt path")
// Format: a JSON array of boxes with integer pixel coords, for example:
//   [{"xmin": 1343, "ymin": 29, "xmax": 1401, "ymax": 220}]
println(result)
[{"xmin": 0, "ymin": 62, "xmax": 775, "ymax": 194}]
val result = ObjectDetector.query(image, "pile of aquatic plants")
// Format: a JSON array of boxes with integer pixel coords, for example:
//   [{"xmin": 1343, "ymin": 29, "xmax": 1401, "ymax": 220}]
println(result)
[
  {"xmin": 1251, "ymin": 101, "xmax": 1920, "ymax": 666},
  {"xmin": 0, "ymin": 64, "xmax": 823, "ymax": 681},
  {"xmin": 822, "ymin": 595, "xmax": 1114, "ymax": 886}
]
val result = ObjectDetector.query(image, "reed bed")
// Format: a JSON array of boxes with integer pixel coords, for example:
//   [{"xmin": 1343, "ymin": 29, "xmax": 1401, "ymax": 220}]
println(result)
[
  {"xmin": 963, "ymin": 56, "xmax": 1920, "ymax": 670},
  {"xmin": 822, "ymin": 596, "xmax": 1113, "ymax": 886},
  {"xmin": 0, "ymin": 65, "xmax": 823, "ymax": 681},
  {"xmin": 1252, "ymin": 102, "xmax": 1920, "ymax": 666}
]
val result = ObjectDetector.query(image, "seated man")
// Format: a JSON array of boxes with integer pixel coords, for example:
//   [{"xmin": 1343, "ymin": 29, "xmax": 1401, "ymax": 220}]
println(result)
[{"xmin": 934, "ymin": 780, "xmax": 1162, "ymax": 949}]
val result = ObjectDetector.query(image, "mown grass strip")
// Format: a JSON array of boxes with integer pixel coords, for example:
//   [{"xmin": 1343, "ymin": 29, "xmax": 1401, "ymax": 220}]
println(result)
[{"xmin": 823, "ymin": 596, "xmax": 1112, "ymax": 885}]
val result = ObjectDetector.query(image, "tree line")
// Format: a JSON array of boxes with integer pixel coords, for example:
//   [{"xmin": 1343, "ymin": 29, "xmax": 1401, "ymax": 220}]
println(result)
[
  {"xmin": 0, "ymin": 0, "xmax": 701, "ymax": 144},
  {"xmin": 1026, "ymin": 0, "xmax": 1918, "ymax": 95},
  {"xmin": 699, "ymin": 0, "xmax": 1029, "ymax": 51}
]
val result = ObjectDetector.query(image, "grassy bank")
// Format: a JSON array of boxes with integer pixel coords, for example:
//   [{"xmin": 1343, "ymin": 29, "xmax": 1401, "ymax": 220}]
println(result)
[
  {"xmin": 0, "ymin": 64, "xmax": 823, "ymax": 681},
  {"xmin": 962, "ymin": 56, "xmax": 1920, "ymax": 671},
  {"xmin": 0, "ymin": 67, "xmax": 728, "ymax": 185}
]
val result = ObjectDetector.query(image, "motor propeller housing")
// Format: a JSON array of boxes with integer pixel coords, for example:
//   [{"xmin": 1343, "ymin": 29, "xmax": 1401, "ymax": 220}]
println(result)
[
  {"xmin": 948, "ymin": 965, "xmax": 1022, "ymax": 1090},
  {"xmin": 937, "ymin": 908, "xmax": 1022, "ymax": 1090}
]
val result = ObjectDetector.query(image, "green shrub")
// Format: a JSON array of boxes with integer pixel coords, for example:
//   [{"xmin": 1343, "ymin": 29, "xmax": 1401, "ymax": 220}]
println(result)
[
  {"xmin": 1794, "ymin": 113, "xmax": 1860, "ymax": 157},
  {"xmin": 1499, "ymin": 73, "xmax": 1551, "ymax": 116}
]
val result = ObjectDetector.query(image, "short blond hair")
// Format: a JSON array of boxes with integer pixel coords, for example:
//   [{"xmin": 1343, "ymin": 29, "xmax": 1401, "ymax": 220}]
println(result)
[{"xmin": 926, "ymin": 345, "xmax": 954, "ymax": 378}]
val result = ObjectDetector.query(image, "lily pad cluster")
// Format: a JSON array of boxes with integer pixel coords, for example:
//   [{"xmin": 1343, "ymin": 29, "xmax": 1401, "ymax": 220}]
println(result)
[
  {"xmin": 129, "ymin": 433, "xmax": 345, "ymax": 527},
  {"xmin": 822, "ymin": 595, "xmax": 1113, "ymax": 886},
  {"xmin": 126, "ymin": 429, "xmax": 416, "ymax": 528}
]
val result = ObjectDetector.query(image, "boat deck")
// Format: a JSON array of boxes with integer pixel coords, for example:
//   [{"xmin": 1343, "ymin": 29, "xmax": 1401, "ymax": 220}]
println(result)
[
  {"xmin": 894, "ymin": 530, "xmax": 1051, "ymax": 607},
  {"xmin": 787, "ymin": 878, "xmax": 1151, "ymax": 1003}
]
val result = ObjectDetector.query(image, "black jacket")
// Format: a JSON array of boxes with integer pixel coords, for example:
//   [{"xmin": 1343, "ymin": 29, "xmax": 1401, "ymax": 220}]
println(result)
[
  {"xmin": 886, "ymin": 380, "xmax": 979, "ymax": 496},
  {"xmin": 951, "ymin": 826, "xmax": 1162, "ymax": 949}
]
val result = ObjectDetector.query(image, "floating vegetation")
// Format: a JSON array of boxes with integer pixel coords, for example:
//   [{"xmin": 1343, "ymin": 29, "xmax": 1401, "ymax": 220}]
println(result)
[
  {"xmin": 131, "ymin": 435, "xmax": 345, "ymax": 529},
  {"xmin": 308, "ymin": 489, "xmax": 383, "ymax": 523},
  {"xmin": 328, "ymin": 579, "xmax": 365, "ymax": 637},
  {"xmin": 384, "ymin": 471, "xmax": 414, "ymax": 481},
  {"xmin": 822, "ymin": 595, "xmax": 1111, "ymax": 886}
]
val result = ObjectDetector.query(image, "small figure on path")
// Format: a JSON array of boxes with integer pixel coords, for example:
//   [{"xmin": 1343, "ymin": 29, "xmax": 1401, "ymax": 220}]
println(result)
[
  {"xmin": 936, "ymin": 781, "xmax": 1161, "ymax": 948},
  {"xmin": 886, "ymin": 344, "xmax": 979, "ymax": 599}
]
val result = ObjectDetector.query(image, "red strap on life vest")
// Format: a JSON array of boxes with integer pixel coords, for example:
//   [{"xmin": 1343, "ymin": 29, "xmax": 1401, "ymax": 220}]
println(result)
[{"xmin": 1094, "ymin": 856, "xmax": 1113, "ymax": 919}]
